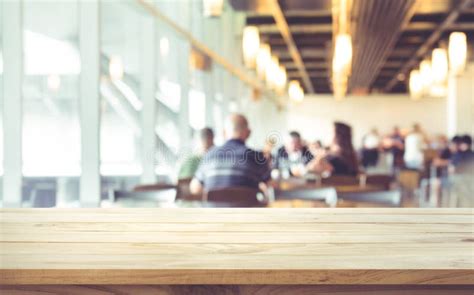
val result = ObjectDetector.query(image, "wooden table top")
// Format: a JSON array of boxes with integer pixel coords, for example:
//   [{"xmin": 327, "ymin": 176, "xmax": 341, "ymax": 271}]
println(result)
[{"xmin": 1, "ymin": 208, "xmax": 473, "ymax": 285}]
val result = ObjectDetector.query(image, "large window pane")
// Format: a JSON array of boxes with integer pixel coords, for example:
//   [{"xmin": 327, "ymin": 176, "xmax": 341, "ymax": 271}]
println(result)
[
  {"xmin": 22, "ymin": 0, "xmax": 80, "ymax": 207},
  {"xmin": 100, "ymin": 1, "xmax": 149, "ymax": 195},
  {"xmin": 188, "ymin": 89, "xmax": 206, "ymax": 130}
]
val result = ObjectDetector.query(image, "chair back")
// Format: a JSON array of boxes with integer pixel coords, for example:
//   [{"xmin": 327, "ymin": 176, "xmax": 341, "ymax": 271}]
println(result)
[
  {"xmin": 338, "ymin": 190, "xmax": 402, "ymax": 207},
  {"xmin": 204, "ymin": 187, "xmax": 265, "ymax": 207},
  {"xmin": 133, "ymin": 183, "xmax": 176, "ymax": 192},
  {"xmin": 322, "ymin": 175, "xmax": 359, "ymax": 186},
  {"xmin": 29, "ymin": 183, "xmax": 57, "ymax": 208},
  {"xmin": 112, "ymin": 189, "xmax": 177, "ymax": 207},
  {"xmin": 366, "ymin": 174, "xmax": 393, "ymax": 190},
  {"xmin": 398, "ymin": 170, "xmax": 421, "ymax": 190},
  {"xmin": 274, "ymin": 187, "xmax": 338, "ymax": 207},
  {"xmin": 176, "ymin": 178, "xmax": 202, "ymax": 201}
]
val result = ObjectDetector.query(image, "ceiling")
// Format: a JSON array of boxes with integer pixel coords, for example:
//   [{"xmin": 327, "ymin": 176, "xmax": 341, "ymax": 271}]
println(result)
[{"xmin": 233, "ymin": 0, "xmax": 474, "ymax": 94}]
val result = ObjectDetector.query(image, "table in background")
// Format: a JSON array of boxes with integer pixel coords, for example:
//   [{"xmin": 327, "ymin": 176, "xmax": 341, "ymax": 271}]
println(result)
[
  {"xmin": 270, "ymin": 177, "xmax": 385, "ymax": 194},
  {"xmin": 1, "ymin": 208, "xmax": 473, "ymax": 294}
]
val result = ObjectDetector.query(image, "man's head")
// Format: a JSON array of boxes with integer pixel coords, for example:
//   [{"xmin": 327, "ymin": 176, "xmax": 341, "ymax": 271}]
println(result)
[
  {"xmin": 224, "ymin": 113, "xmax": 251, "ymax": 141},
  {"xmin": 412, "ymin": 123, "xmax": 421, "ymax": 133},
  {"xmin": 392, "ymin": 126, "xmax": 401, "ymax": 136},
  {"xmin": 285, "ymin": 131, "xmax": 303, "ymax": 153},
  {"xmin": 449, "ymin": 135, "xmax": 462, "ymax": 153},
  {"xmin": 459, "ymin": 135, "xmax": 472, "ymax": 152},
  {"xmin": 199, "ymin": 127, "xmax": 214, "ymax": 151}
]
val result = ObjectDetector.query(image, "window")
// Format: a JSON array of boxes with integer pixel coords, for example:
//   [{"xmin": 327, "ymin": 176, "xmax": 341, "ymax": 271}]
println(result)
[
  {"xmin": 22, "ymin": 0, "xmax": 80, "ymax": 207},
  {"xmin": 100, "ymin": 1, "xmax": 145, "ymax": 181},
  {"xmin": 188, "ymin": 89, "xmax": 206, "ymax": 130}
]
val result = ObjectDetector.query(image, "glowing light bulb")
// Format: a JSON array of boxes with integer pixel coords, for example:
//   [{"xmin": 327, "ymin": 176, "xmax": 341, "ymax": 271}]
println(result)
[
  {"xmin": 109, "ymin": 55, "xmax": 124, "ymax": 81},
  {"xmin": 47, "ymin": 74, "xmax": 61, "ymax": 92},
  {"xmin": 448, "ymin": 32, "xmax": 467, "ymax": 76},
  {"xmin": 431, "ymin": 48, "xmax": 448, "ymax": 84},
  {"xmin": 256, "ymin": 43, "xmax": 271, "ymax": 80},
  {"xmin": 409, "ymin": 69, "xmax": 423, "ymax": 100},
  {"xmin": 242, "ymin": 26, "xmax": 260, "ymax": 68}
]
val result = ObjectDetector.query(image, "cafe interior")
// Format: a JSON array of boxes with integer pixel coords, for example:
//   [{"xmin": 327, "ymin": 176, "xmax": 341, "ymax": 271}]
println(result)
[{"xmin": 1, "ymin": 0, "xmax": 473, "ymax": 293}]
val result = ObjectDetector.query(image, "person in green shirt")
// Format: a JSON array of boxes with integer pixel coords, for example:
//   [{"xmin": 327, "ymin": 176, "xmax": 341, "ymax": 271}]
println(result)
[{"xmin": 178, "ymin": 127, "xmax": 214, "ymax": 179}]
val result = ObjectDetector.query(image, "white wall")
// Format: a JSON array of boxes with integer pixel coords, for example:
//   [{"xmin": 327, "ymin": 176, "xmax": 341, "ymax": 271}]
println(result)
[
  {"xmin": 285, "ymin": 94, "xmax": 447, "ymax": 148},
  {"xmin": 240, "ymin": 95, "xmax": 287, "ymax": 149},
  {"xmin": 447, "ymin": 63, "xmax": 474, "ymax": 137}
]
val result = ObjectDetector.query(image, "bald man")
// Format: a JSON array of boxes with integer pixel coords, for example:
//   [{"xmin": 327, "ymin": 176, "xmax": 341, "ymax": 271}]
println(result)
[{"xmin": 190, "ymin": 114, "xmax": 271, "ymax": 194}]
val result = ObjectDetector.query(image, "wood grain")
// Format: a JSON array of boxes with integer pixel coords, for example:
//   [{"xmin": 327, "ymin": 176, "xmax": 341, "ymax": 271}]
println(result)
[
  {"xmin": 2, "ymin": 285, "xmax": 474, "ymax": 295},
  {"xmin": 1, "ymin": 208, "xmax": 473, "ymax": 285}
]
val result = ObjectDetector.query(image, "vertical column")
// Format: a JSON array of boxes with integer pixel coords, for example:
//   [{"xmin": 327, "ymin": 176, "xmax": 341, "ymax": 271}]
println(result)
[
  {"xmin": 140, "ymin": 17, "xmax": 157, "ymax": 184},
  {"xmin": 221, "ymin": 7, "xmax": 232, "ymax": 115},
  {"xmin": 447, "ymin": 63, "xmax": 474, "ymax": 137},
  {"xmin": 178, "ymin": 2, "xmax": 191, "ymax": 154},
  {"xmin": 2, "ymin": 1, "xmax": 23, "ymax": 207},
  {"xmin": 79, "ymin": 1, "xmax": 101, "ymax": 207},
  {"xmin": 203, "ymin": 16, "xmax": 214, "ymax": 127}
]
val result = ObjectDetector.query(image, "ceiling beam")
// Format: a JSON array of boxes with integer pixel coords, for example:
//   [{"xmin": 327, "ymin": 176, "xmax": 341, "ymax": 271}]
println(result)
[
  {"xmin": 287, "ymin": 71, "xmax": 328, "ymax": 79},
  {"xmin": 258, "ymin": 24, "xmax": 333, "ymax": 34},
  {"xmin": 256, "ymin": 21, "xmax": 474, "ymax": 36},
  {"xmin": 268, "ymin": 0, "xmax": 315, "ymax": 93},
  {"xmin": 405, "ymin": 21, "xmax": 474, "ymax": 31},
  {"xmin": 247, "ymin": 10, "xmax": 332, "ymax": 18},
  {"xmin": 283, "ymin": 61, "xmax": 328, "ymax": 69},
  {"xmin": 384, "ymin": 0, "xmax": 474, "ymax": 92},
  {"xmin": 349, "ymin": 0, "xmax": 418, "ymax": 92},
  {"xmin": 382, "ymin": 61, "xmax": 405, "ymax": 68},
  {"xmin": 279, "ymin": 10, "xmax": 332, "ymax": 17},
  {"xmin": 273, "ymin": 48, "xmax": 327, "ymax": 59}
]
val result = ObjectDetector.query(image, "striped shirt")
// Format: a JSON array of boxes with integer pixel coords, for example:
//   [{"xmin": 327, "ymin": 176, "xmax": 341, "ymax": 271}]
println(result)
[{"xmin": 194, "ymin": 139, "xmax": 271, "ymax": 191}]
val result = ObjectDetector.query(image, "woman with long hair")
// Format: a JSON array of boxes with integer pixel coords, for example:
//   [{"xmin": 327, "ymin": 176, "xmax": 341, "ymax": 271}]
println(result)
[{"xmin": 307, "ymin": 122, "xmax": 359, "ymax": 176}]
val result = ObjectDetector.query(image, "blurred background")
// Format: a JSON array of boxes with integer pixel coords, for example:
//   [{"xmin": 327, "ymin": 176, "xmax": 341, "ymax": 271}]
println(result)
[{"xmin": 0, "ymin": 0, "xmax": 473, "ymax": 208}]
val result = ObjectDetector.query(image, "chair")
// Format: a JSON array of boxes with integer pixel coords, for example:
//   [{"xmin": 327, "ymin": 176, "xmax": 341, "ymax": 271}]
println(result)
[
  {"xmin": 338, "ymin": 190, "xmax": 402, "ymax": 207},
  {"xmin": 29, "ymin": 183, "xmax": 57, "ymax": 208},
  {"xmin": 366, "ymin": 174, "xmax": 394, "ymax": 190},
  {"xmin": 133, "ymin": 183, "xmax": 176, "ymax": 192},
  {"xmin": 398, "ymin": 169, "xmax": 422, "ymax": 203},
  {"xmin": 274, "ymin": 187, "xmax": 338, "ymax": 207},
  {"xmin": 176, "ymin": 178, "xmax": 202, "ymax": 201},
  {"xmin": 112, "ymin": 188, "xmax": 177, "ymax": 207},
  {"xmin": 204, "ymin": 187, "xmax": 266, "ymax": 207}
]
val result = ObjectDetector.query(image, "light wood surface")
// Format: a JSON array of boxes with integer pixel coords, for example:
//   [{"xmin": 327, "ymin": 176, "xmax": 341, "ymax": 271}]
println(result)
[
  {"xmin": 1, "ymin": 208, "xmax": 473, "ymax": 285},
  {"xmin": 1, "ymin": 285, "xmax": 474, "ymax": 295}
]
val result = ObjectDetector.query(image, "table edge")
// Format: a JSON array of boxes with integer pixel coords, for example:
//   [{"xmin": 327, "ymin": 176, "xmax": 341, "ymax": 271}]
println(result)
[{"xmin": 2, "ymin": 269, "xmax": 473, "ymax": 285}]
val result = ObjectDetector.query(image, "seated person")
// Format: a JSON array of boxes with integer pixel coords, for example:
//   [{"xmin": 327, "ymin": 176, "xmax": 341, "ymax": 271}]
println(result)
[
  {"xmin": 309, "ymin": 140, "xmax": 325, "ymax": 156},
  {"xmin": 177, "ymin": 127, "xmax": 214, "ymax": 180},
  {"xmin": 307, "ymin": 122, "xmax": 359, "ymax": 176},
  {"xmin": 404, "ymin": 123, "xmax": 426, "ymax": 171},
  {"xmin": 361, "ymin": 128, "xmax": 381, "ymax": 168},
  {"xmin": 274, "ymin": 131, "xmax": 313, "ymax": 177},
  {"xmin": 433, "ymin": 135, "xmax": 461, "ymax": 167},
  {"xmin": 383, "ymin": 126, "xmax": 405, "ymax": 170},
  {"xmin": 451, "ymin": 135, "xmax": 474, "ymax": 173},
  {"xmin": 190, "ymin": 114, "xmax": 271, "ymax": 195}
]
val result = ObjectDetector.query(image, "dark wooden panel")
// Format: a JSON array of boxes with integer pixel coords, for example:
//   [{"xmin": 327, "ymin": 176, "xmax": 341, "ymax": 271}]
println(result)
[
  {"xmin": 349, "ymin": 0, "xmax": 417, "ymax": 91},
  {"xmin": 2, "ymin": 285, "xmax": 474, "ymax": 295}
]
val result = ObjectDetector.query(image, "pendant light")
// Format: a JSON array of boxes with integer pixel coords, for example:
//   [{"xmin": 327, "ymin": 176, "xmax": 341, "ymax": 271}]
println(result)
[
  {"xmin": 448, "ymin": 32, "xmax": 467, "ymax": 76},
  {"xmin": 242, "ymin": 26, "xmax": 260, "ymax": 68}
]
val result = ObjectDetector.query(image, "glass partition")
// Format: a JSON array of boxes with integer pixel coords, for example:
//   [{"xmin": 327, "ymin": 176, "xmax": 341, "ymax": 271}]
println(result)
[
  {"xmin": 0, "ymin": 0, "xmax": 282, "ymax": 207},
  {"xmin": 100, "ymin": 1, "xmax": 150, "ymax": 196},
  {"xmin": 22, "ymin": 0, "xmax": 80, "ymax": 207}
]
